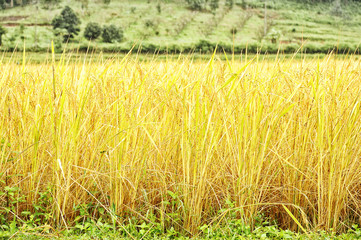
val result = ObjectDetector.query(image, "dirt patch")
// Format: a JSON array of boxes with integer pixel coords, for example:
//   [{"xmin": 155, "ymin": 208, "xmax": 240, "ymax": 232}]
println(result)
[
  {"xmin": 0, "ymin": 15, "xmax": 28, "ymax": 21},
  {"xmin": 279, "ymin": 40, "xmax": 292, "ymax": 44},
  {"xmin": 2, "ymin": 23, "xmax": 51, "ymax": 27}
]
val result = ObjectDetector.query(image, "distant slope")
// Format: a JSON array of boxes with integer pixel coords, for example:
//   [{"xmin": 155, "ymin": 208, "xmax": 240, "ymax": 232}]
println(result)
[{"xmin": 1, "ymin": 0, "xmax": 361, "ymax": 53}]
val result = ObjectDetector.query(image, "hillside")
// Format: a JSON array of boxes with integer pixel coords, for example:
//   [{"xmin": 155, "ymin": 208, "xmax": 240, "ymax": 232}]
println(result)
[{"xmin": 1, "ymin": 0, "xmax": 361, "ymax": 53}]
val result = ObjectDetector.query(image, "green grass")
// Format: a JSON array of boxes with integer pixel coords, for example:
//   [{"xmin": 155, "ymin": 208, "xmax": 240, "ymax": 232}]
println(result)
[
  {"xmin": 0, "ymin": 0, "xmax": 361, "ymax": 53},
  {"xmin": 4, "ymin": 219, "xmax": 361, "ymax": 239},
  {"xmin": 1, "ymin": 51, "xmax": 358, "ymax": 64}
]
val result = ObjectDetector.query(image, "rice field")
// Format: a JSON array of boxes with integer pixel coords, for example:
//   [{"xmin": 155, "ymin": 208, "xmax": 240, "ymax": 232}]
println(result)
[{"xmin": 1, "ymin": 50, "xmax": 361, "ymax": 236}]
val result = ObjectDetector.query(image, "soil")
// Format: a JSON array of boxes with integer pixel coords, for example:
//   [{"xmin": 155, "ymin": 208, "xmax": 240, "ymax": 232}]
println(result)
[{"xmin": 2, "ymin": 23, "xmax": 51, "ymax": 27}]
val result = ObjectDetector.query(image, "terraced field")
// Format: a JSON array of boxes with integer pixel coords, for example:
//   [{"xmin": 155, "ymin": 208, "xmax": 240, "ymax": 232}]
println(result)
[{"xmin": 0, "ymin": 0, "xmax": 360, "ymax": 53}]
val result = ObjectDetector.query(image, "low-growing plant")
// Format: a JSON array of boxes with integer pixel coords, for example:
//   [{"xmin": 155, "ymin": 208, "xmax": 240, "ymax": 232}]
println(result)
[
  {"xmin": 209, "ymin": 0, "xmax": 219, "ymax": 13},
  {"xmin": 225, "ymin": 0, "xmax": 234, "ymax": 10},
  {"xmin": 267, "ymin": 29, "xmax": 281, "ymax": 43},
  {"xmin": 156, "ymin": 3, "xmax": 161, "ymax": 14},
  {"xmin": 19, "ymin": 24, "xmax": 26, "ymax": 41},
  {"xmin": 230, "ymin": 27, "xmax": 237, "ymax": 35},
  {"xmin": 130, "ymin": 6, "xmax": 136, "ymax": 14},
  {"xmin": 186, "ymin": 0, "xmax": 206, "ymax": 11}
]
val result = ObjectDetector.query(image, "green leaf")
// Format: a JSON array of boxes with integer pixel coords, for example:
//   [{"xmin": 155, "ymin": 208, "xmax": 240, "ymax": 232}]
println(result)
[
  {"xmin": 167, "ymin": 190, "xmax": 177, "ymax": 199},
  {"xmin": 21, "ymin": 211, "xmax": 31, "ymax": 216}
]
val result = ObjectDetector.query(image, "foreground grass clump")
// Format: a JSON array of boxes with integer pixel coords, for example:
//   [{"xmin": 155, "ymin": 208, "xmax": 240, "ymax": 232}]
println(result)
[{"xmin": 1, "ymin": 51, "xmax": 361, "ymax": 238}]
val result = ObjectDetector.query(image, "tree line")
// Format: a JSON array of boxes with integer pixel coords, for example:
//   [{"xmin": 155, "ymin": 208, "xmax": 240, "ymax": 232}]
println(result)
[
  {"xmin": 52, "ymin": 6, "xmax": 123, "ymax": 43},
  {"xmin": 0, "ymin": 6, "xmax": 123, "ymax": 47}
]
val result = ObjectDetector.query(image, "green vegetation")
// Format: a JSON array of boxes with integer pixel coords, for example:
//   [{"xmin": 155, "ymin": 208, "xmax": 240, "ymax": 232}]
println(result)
[
  {"xmin": 102, "ymin": 24, "xmax": 123, "ymax": 43},
  {"xmin": 225, "ymin": 0, "xmax": 234, "ymax": 9},
  {"xmin": 0, "ymin": 25, "xmax": 6, "ymax": 46},
  {"xmin": 4, "ymin": 215, "xmax": 361, "ymax": 239},
  {"xmin": 1, "ymin": 182, "xmax": 361, "ymax": 239},
  {"xmin": 84, "ymin": 22, "xmax": 102, "ymax": 41},
  {"xmin": 186, "ymin": 0, "xmax": 206, "ymax": 11},
  {"xmin": 0, "ymin": 0, "xmax": 359, "ymax": 53},
  {"xmin": 51, "ymin": 6, "xmax": 81, "ymax": 42},
  {"xmin": 210, "ymin": 0, "xmax": 220, "ymax": 12}
]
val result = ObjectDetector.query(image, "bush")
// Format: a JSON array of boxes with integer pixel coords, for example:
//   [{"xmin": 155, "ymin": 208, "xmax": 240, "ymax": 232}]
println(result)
[
  {"xmin": 240, "ymin": 0, "xmax": 247, "ymax": 9},
  {"xmin": 337, "ymin": 43, "xmax": 353, "ymax": 54},
  {"xmin": 247, "ymin": 42, "xmax": 261, "ymax": 53},
  {"xmin": 19, "ymin": 24, "xmax": 25, "ymax": 40},
  {"xmin": 210, "ymin": 0, "xmax": 219, "ymax": 12},
  {"xmin": 0, "ymin": 25, "xmax": 6, "ymax": 46},
  {"xmin": 266, "ymin": 29, "xmax": 281, "ymax": 44},
  {"xmin": 320, "ymin": 42, "xmax": 336, "ymax": 54},
  {"xmin": 261, "ymin": 43, "xmax": 278, "ymax": 54},
  {"xmin": 186, "ymin": 0, "xmax": 206, "ymax": 11},
  {"xmin": 230, "ymin": 27, "xmax": 237, "ymax": 35},
  {"xmin": 144, "ymin": 18, "xmax": 161, "ymax": 34},
  {"xmin": 142, "ymin": 43, "xmax": 157, "ymax": 53},
  {"xmin": 102, "ymin": 25, "xmax": 123, "ymax": 43},
  {"xmin": 303, "ymin": 42, "xmax": 323, "ymax": 54},
  {"xmin": 218, "ymin": 42, "xmax": 232, "ymax": 53},
  {"xmin": 282, "ymin": 43, "xmax": 300, "ymax": 54},
  {"xmin": 145, "ymin": 19, "xmax": 154, "ymax": 28},
  {"xmin": 84, "ymin": 22, "xmax": 102, "ymax": 40},
  {"xmin": 225, "ymin": 0, "xmax": 233, "ymax": 9},
  {"xmin": 195, "ymin": 40, "xmax": 216, "ymax": 53}
]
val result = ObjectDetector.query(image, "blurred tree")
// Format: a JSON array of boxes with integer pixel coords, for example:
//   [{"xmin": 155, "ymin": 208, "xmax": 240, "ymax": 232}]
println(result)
[
  {"xmin": 102, "ymin": 24, "xmax": 123, "ymax": 43},
  {"xmin": 51, "ymin": 6, "xmax": 81, "ymax": 42},
  {"xmin": 84, "ymin": 22, "xmax": 102, "ymax": 40}
]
